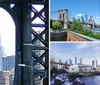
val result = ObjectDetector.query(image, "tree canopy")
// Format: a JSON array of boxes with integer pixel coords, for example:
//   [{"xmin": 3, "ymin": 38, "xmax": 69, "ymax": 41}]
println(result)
[
  {"xmin": 52, "ymin": 21, "xmax": 62, "ymax": 30},
  {"xmin": 70, "ymin": 20, "xmax": 83, "ymax": 31}
]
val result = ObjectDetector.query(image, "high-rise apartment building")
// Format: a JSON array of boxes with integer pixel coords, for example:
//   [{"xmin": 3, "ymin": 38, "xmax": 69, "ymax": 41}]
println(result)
[{"xmin": 2, "ymin": 55, "xmax": 15, "ymax": 71}]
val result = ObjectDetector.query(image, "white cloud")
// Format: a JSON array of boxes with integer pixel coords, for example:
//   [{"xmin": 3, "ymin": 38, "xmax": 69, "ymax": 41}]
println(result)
[
  {"xmin": 76, "ymin": 13, "xmax": 83, "ymax": 17},
  {"xmin": 76, "ymin": 43, "xmax": 100, "ymax": 49},
  {"xmin": 76, "ymin": 43, "xmax": 89, "ymax": 48},
  {"xmin": 96, "ymin": 17, "xmax": 100, "ymax": 18},
  {"xmin": 92, "ymin": 46, "xmax": 100, "ymax": 51}
]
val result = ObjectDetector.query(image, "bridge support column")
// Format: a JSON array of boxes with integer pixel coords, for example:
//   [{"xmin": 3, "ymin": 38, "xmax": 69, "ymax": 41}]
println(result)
[
  {"xmin": 64, "ymin": 9, "xmax": 68, "ymax": 29},
  {"xmin": 14, "ymin": 1, "xmax": 33, "ymax": 85}
]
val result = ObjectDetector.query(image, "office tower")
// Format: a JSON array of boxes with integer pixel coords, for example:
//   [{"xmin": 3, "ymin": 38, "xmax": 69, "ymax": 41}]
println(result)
[
  {"xmin": 69, "ymin": 59, "xmax": 72, "ymax": 65},
  {"xmin": 2, "ymin": 55, "xmax": 15, "ymax": 71},
  {"xmin": 92, "ymin": 60, "xmax": 97, "ymax": 69},
  {"xmin": 65, "ymin": 60, "xmax": 68, "ymax": 64},
  {"xmin": 81, "ymin": 16, "xmax": 84, "ymax": 22},
  {"xmin": 85, "ymin": 14, "xmax": 88, "ymax": 22},
  {"xmin": 80, "ymin": 58, "xmax": 82, "ymax": 65},
  {"xmin": 0, "ymin": 35, "xmax": 3, "ymax": 70},
  {"xmin": 90, "ymin": 15, "xmax": 92, "ymax": 21},
  {"xmin": 75, "ymin": 57, "xmax": 77, "ymax": 65}
]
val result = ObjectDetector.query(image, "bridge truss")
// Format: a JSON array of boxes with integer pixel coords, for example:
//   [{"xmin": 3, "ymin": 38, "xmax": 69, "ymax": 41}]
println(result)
[{"xmin": 0, "ymin": 0, "xmax": 49, "ymax": 85}]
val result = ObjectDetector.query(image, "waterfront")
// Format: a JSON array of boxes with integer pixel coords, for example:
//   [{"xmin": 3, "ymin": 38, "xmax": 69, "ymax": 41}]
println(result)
[
  {"xmin": 51, "ymin": 74, "xmax": 100, "ymax": 85},
  {"xmin": 84, "ymin": 28, "xmax": 100, "ymax": 33},
  {"xmin": 79, "ymin": 76, "xmax": 100, "ymax": 85}
]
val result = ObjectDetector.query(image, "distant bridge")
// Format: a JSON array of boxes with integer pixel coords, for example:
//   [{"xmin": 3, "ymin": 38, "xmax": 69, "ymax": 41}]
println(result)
[
  {"xmin": 50, "ymin": 19, "xmax": 97, "ymax": 29},
  {"xmin": 78, "ymin": 71, "xmax": 100, "ymax": 76},
  {"xmin": 50, "ymin": 61, "xmax": 71, "ymax": 70},
  {"xmin": 51, "ymin": 9, "xmax": 97, "ymax": 29}
]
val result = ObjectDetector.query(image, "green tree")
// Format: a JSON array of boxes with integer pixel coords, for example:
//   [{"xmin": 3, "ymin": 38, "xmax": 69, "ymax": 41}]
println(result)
[
  {"xmin": 51, "ymin": 67, "xmax": 58, "ymax": 76},
  {"xmin": 81, "ymin": 30, "xmax": 94, "ymax": 37},
  {"xmin": 52, "ymin": 21, "xmax": 62, "ymax": 30},
  {"xmin": 94, "ymin": 33, "xmax": 100, "ymax": 40},
  {"xmin": 68, "ymin": 20, "xmax": 100, "ymax": 40},
  {"xmin": 70, "ymin": 20, "xmax": 83, "ymax": 31}
]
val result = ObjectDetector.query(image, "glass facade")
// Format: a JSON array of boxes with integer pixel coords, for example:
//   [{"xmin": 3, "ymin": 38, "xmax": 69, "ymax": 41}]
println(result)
[
  {"xmin": 0, "ymin": 47, "xmax": 3, "ymax": 71},
  {"xmin": 2, "ymin": 55, "xmax": 15, "ymax": 71}
]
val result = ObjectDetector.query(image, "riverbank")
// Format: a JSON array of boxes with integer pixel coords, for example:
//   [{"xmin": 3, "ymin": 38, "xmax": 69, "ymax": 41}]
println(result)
[
  {"xmin": 68, "ymin": 73, "xmax": 100, "ymax": 82},
  {"xmin": 51, "ymin": 73, "xmax": 86, "ymax": 85}
]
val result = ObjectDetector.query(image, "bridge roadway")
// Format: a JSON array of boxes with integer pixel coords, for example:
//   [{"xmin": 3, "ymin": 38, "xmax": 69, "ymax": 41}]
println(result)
[{"xmin": 50, "ymin": 61, "xmax": 71, "ymax": 66}]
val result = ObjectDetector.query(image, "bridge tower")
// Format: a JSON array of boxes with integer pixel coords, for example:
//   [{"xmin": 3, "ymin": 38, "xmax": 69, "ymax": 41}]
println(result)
[
  {"xmin": 0, "ymin": 0, "xmax": 49, "ymax": 85},
  {"xmin": 58, "ymin": 9, "xmax": 68, "ymax": 29}
]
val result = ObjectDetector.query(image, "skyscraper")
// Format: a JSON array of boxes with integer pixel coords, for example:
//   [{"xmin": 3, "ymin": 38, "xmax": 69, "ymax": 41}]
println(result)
[
  {"xmin": 69, "ymin": 59, "xmax": 72, "ymax": 65},
  {"xmin": 65, "ymin": 60, "xmax": 68, "ymax": 64},
  {"xmin": 85, "ymin": 14, "xmax": 88, "ymax": 22},
  {"xmin": 92, "ymin": 60, "xmax": 97, "ymax": 70},
  {"xmin": 90, "ymin": 15, "xmax": 92, "ymax": 21},
  {"xmin": 81, "ymin": 16, "xmax": 84, "ymax": 22},
  {"xmin": 75, "ymin": 57, "xmax": 77, "ymax": 65},
  {"xmin": 80, "ymin": 58, "xmax": 82, "ymax": 65},
  {"xmin": 0, "ymin": 35, "xmax": 3, "ymax": 70},
  {"xmin": 2, "ymin": 55, "xmax": 15, "ymax": 71}
]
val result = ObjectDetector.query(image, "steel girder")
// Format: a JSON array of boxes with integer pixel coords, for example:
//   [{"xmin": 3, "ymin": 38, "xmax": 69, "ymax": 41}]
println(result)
[{"xmin": 0, "ymin": 0, "xmax": 49, "ymax": 85}]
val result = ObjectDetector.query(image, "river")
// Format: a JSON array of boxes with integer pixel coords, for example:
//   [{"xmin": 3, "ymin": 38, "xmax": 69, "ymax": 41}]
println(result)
[
  {"xmin": 84, "ymin": 28, "xmax": 100, "ymax": 33},
  {"xmin": 79, "ymin": 76, "xmax": 100, "ymax": 85}
]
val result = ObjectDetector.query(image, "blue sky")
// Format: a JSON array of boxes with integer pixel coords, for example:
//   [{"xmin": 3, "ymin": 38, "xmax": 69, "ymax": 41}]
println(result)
[
  {"xmin": 50, "ymin": 0, "xmax": 100, "ymax": 24},
  {"xmin": 50, "ymin": 42, "xmax": 100, "ymax": 65}
]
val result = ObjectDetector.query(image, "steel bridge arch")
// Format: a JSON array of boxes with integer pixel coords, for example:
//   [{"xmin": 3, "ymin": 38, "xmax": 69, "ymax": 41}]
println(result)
[
  {"xmin": 0, "ymin": 4, "xmax": 22, "ymax": 85},
  {"xmin": 0, "ymin": 4, "xmax": 21, "ymax": 52},
  {"xmin": 0, "ymin": 4, "xmax": 20, "ymax": 29}
]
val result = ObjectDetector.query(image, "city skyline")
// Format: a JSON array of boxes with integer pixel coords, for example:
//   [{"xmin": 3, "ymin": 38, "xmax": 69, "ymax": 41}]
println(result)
[
  {"xmin": 50, "ymin": 0, "xmax": 100, "ymax": 24},
  {"xmin": 65, "ymin": 57, "xmax": 99, "ymax": 66},
  {"xmin": 50, "ymin": 42, "xmax": 100, "ymax": 65}
]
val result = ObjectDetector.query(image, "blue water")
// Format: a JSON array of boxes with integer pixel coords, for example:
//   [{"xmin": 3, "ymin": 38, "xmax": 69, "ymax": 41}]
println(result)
[
  {"xmin": 84, "ymin": 28, "xmax": 100, "ymax": 33},
  {"xmin": 79, "ymin": 76, "xmax": 100, "ymax": 85}
]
